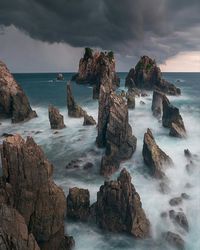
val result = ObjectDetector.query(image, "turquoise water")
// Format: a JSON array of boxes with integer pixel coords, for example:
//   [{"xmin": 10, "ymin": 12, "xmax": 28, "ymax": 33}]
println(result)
[{"xmin": 0, "ymin": 72, "xmax": 200, "ymax": 250}]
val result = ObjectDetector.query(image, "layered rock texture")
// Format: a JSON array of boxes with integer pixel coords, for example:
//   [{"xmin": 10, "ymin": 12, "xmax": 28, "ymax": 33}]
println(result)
[
  {"xmin": 1, "ymin": 134, "xmax": 74, "ymax": 250},
  {"xmin": 151, "ymin": 90, "xmax": 164, "ymax": 118},
  {"xmin": 67, "ymin": 83, "xmax": 85, "ymax": 118},
  {"xmin": 0, "ymin": 60, "xmax": 37, "ymax": 123},
  {"xmin": 48, "ymin": 105, "xmax": 66, "ymax": 129},
  {"xmin": 93, "ymin": 169, "xmax": 150, "ymax": 238},
  {"xmin": 162, "ymin": 96, "xmax": 186, "ymax": 138},
  {"xmin": 72, "ymin": 48, "xmax": 120, "ymax": 99},
  {"xmin": 125, "ymin": 56, "xmax": 181, "ymax": 95},
  {"xmin": 83, "ymin": 113, "xmax": 96, "ymax": 126},
  {"xmin": 142, "ymin": 129, "xmax": 173, "ymax": 178}
]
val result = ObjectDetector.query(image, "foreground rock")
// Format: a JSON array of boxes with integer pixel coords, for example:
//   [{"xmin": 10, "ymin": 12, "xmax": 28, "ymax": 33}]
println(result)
[
  {"xmin": 93, "ymin": 169, "xmax": 150, "ymax": 238},
  {"xmin": 151, "ymin": 90, "xmax": 164, "ymax": 118},
  {"xmin": 125, "ymin": 56, "xmax": 181, "ymax": 95},
  {"xmin": 1, "ymin": 135, "xmax": 74, "ymax": 250},
  {"xmin": 72, "ymin": 48, "xmax": 119, "ymax": 99},
  {"xmin": 0, "ymin": 60, "xmax": 37, "ymax": 123},
  {"xmin": 142, "ymin": 129, "xmax": 173, "ymax": 178},
  {"xmin": 48, "ymin": 105, "xmax": 66, "ymax": 129},
  {"xmin": 83, "ymin": 113, "xmax": 96, "ymax": 126},
  {"xmin": 162, "ymin": 231, "xmax": 185, "ymax": 250},
  {"xmin": 162, "ymin": 96, "xmax": 186, "ymax": 138},
  {"xmin": 67, "ymin": 83, "xmax": 85, "ymax": 117}
]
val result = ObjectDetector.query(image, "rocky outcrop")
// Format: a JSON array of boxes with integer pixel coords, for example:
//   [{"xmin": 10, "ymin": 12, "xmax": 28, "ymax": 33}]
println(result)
[
  {"xmin": 67, "ymin": 187, "xmax": 90, "ymax": 221},
  {"xmin": 151, "ymin": 90, "xmax": 164, "ymax": 118},
  {"xmin": 126, "ymin": 89, "xmax": 135, "ymax": 109},
  {"xmin": 162, "ymin": 231, "xmax": 185, "ymax": 250},
  {"xmin": 169, "ymin": 210, "xmax": 189, "ymax": 232},
  {"xmin": 93, "ymin": 169, "xmax": 150, "ymax": 238},
  {"xmin": 125, "ymin": 56, "xmax": 181, "ymax": 95},
  {"xmin": 83, "ymin": 113, "xmax": 96, "ymax": 126},
  {"xmin": 1, "ymin": 134, "xmax": 74, "ymax": 250},
  {"xmin": 0, "ymin": 60, "xmax": 37, "ymax": 123},
  {"xmin": 72, "ymin": 48, "xmax": 120, "ymax": 99},
  {"xmin": 48, "ymin": 105, "xmax": 66, "ymax": 129},
  {"xmin": 67, "ymin": 83, "xmax": 85, "ymax": 118},
  {"xmin": 162, "ymin": 96, "xmax": 186, "ymax": 138},
  {"xmin": 142, "ymin": 129, "xmax": 173, "ymax": 178}
]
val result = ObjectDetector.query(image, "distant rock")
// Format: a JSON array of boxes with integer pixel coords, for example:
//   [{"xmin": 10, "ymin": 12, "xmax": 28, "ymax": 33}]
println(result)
[
  {"xmin": 0, "ymin": 60, "xmax": 37, "ymax": 123},
  {"xmin": 48, "ymin": 105, "xmax": 66, "ymax": 129},
  {"xmin": 93, "ymin": 169, "xmax": 150, "ymax": 238},
  {"xmin": 162, "ymin": 231, "xmax": 185, "ymax": 250},
  {"xmin": 140, "ymin": 100, "xmax": 145, "ymax": 105},
  {"xmin": 126, "ymin": 89, "xmax": 135, "ymax": 109},
  {"xmin": 67, "ymin": 83, "xmax": 85, "ymax": 118},
  {"xmin": 169, "ymin": 210, "xmax": 189, "ymax": 232},
  {"xmin": 142, "ymin": 129, "xmax": 173, "ymax": 178},
  {"xmin": 83, "ymin": 113, "xmax": 96, "ymax": 126},
  {"xmin": 151, "ymin": 90, "xmax": 164, "ymax": 118},
  {"xmin": 57, "ymin": 73, "xmax": 64, "ymax": 80}
]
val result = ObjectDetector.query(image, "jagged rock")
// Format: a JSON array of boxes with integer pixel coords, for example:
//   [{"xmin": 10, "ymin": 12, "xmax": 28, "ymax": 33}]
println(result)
[
  {"xmin": 67, "ymin": 187, "xmax": 90, "ymax": 221},
  {"xmin": 140, "ymin": 101, "xmax": 145, "ymax": 105},
  {"xmin": 48, "ymin": 105, "xmax": 66, "ymax": 129},
  {"xmin": 72, "ymin": 48, "xmax": 120, "ymax": 99},
  {"xmin": 184, "ymin": 149, "xmax": 192, "ymax": 159},
  {"xmin": 141, "ymin": 91, "xmax": 148, "ymax": 97},
  {"xmin": 83, "ymin": 113, "xmax": 96, "ymax": 126},
  {"xmin": 0, "ymin": 60, "xmax": 37, "ymax": 123},
  {"xmin": 93, "ymin": 169, "xmax": 150, "ymax": 238},
  {"xmin": 169, "ymin": 210, "xmax": 189, "ymax": 232},
  {"xmin": 1, "ymin": 135, "xmax": 73, "ymax": 250},
  {"xmin": 126, "ymin": 89, "xmax": 135, "ymax": 109},
  {"xmin": 57, "ymin": 73, "xmax": 64, "ymax": 81},
  {"xmin": 151, "ymin": 90, "xmax": 164, "ymax": 118},
  {"xmin": 181, "ymin": 193, "xmax": 190, "ymax": 200},
  {"xmin": 126, "ymin": 56, "xmax": 181, "ymax": 95},
  {"xmin": 162, "ymin": 231, "xmax": 185, "ymax": 250},
  {"xmin": 0, "ymin": 204, "xmax": 40, "ymax": 250},
  {"xmin": 169, "ymin": 197, "xmax": 182, "ymax": 206},
  {"xmin": 67, "ymin": 83, "xmax": 85, "ymax": 118},
  {"xmin": 162, "ymin": 96, "xmax": 186, "ymax": 138},
  {"xmin": 142, "ymin": 129, "xmax": 173, "ymax": 178}
]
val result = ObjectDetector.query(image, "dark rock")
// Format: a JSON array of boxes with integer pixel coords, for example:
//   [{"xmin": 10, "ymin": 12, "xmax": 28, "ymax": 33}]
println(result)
[
  {"xmin": 181, "ymin": 193, "xmax": 190, "ymax": 200},
  {"xmin": 162, "ymin": 231, "xmax": 185, "ymax": 250},
  {"xmin": 142, "ymin": 129, "xmax": 173, "ymax": 178},
  {"xmin": 185, "ymin": 161, "xmax": 195, "ymax": 174},
  {"xmin": 140, "ymin": 101, "xmax": 145, "ymax": 105},
  {"xmin": 66, "ymin": 159, "xmax": 82, "ymax": 169},
  {"xmin": 67, "ymin": 187, "xmax": 90, "ymax": 221},
  {"xmin": 83, "ymin": 113, "xmax": 96, "ymax": 126},
  {"xmin": 125, "ymin": 68, "xmax": 136, "ymax": 89},
  {"xmin": 126, "ymin": 89, "xmax": 135, "ymax": 109},
  {"xmin": 67, "ymin": 83, "xmax": 85, "ymax": 118},
  {"xmin": 169, "ymin": 210, "xmax": 189, "ymax": 232},
  {"xmin": 184, "ymin": 149, "xmax": 192, "ymax": 159},
  {"xmin": 160, "ymin": 212, "xmax": 168, "ymax": 218},
  {"xmin": 151, "ymin": 90, "xmax": 164, "ymax": 118},
  {"xmin": 57, "ymin": 73, "xmax": 64, "ymax": 81},
  {"xmin": 141, "ymin": 91, "xmax": 148, "ymax": 97},
  {"xmin": 83, "ymin": 162, "xmax": 94, "ymax": 169},
  {"xmin": 169, "ymin": 197, "xmax": 182, "ymax": 206},
  {"xmin": 0, "ymin": 61, "xmax": 37, "ymax": 123},
  {"xmin": 120, "ymin": 90, "xmax": 126, "ymax": 97},
  {"xmin": 48, "ymin": 105, "xmax": 66, "ymax": 129},
  {"xmin": 1, "ymin": 133, "xmax": 13, "ymax": 138},
  {"xmin": 93, "ymin": 168, "xmax": 150, "ymax": 238},
  {"xmin": 159, "ymin": 181, "xmax": 170, "ymax": 194}
]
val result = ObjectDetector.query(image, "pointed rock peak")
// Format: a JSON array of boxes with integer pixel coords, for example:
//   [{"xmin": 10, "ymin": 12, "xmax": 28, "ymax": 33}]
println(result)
[{"xmin": 118, "ymin": 168, "xmax": 131, "ymax": 184}]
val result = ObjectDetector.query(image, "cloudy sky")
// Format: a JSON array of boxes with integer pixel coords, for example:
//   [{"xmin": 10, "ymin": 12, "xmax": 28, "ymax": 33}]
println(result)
[{"xmin": 0, "ymin": 0, "xmax": 200, "ymax": 73}]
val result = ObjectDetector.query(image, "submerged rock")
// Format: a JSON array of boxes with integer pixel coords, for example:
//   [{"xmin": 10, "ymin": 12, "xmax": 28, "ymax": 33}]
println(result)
[
  {"xmin": 67, "ymin": 83, "xmax": 85, "ymax": 118},
  {"xmin": 48, "ymin": 105, "xmax": 66, "ymax": 129},
  {"xmin": 169, "ymin": 197, "xmax": 183, "ymax": 206},
  {"xmin": 93, "ymin": 169, "xmax": 150, "ymax": 238},
  {"xmin": 162, "ymin": 231, "xmax": 185, "ymax": 250},
  {"xmin": 169, "ymin": 210, "xmax": 189, "ymax": 232},
  {"xmin": 83, "ymin": 113, "xmax": 96, "ymax": 126},
  {"xmin": 151, "ymin": 90, "xmax": 164, "ymax": 118},
  {"xmin": 0, "ymin": 60, "xmax": 37, "ymax": 123},
  {"xmin": 126, "ymin": 89, "xmax": 135, "ymax": 109},
  {"xmin": 142, "ymin": 129, "xmax": 173, "ymax": 178}
]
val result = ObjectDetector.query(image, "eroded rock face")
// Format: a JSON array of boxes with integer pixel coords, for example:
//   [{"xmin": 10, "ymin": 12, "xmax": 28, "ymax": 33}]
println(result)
[
  {"xmin": 162, "ymin": 96, "xmax": 186, "ymax": 138},
  {"xmin": 151, "ymin": 90, "xmax": 164, "ymax": 118},
  {"xmin": 67, "ymin": 83, "xmax": 85, "ymax": 118},
  {"xmin": 83, "ymin": 113, "xmax": 96, "ymax": 126},
  {"xmin": 1, "ymin": 134, "xmax": 73, "ymax": 250},
  {"xmin": 0, "ymin": 60, "xmax": 37, "ymax": 123},
  {"xmin": 93, "ymin": 169, "xmax": 150, "ymax": 238},
  {"xmin": 48, "ymin": 105, "xmax": 66, "ymax": 129},
  {"xmin": 142, "ymin": 129, "xmax": 173, "ymax": 178}
]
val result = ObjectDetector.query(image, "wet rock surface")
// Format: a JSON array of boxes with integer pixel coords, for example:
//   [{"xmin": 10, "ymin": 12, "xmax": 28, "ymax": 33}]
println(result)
[
  {"xmin": 169, "ymin": 197, "xmax": 183, "ymax": 206},
  {"xmin": 83, "ymin": 113, "xmax": 96, "ymax": 126},
  {"xmin": 151, "ymin": 90, "xmax": 164, "ymax": 118},
  {"xmin": 126, "ymin": 89, "xmax": 135, "ymax": 109},
  {"xmin": 162, "ymin": 231, "xmax": 185, "ymax": 250},
  {"xmin": 48, "ymin": 105, "xmax": 66, "ymax": 129},
  {"xmin": 169, "ymin": 210, "xmax": 189, "ymax": 232}
]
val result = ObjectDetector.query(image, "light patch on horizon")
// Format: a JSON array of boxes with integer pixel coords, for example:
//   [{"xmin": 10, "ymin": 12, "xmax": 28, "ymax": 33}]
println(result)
[{"xmin": 160, "ymin": 51, "xmax": 200, "ymax": 72}]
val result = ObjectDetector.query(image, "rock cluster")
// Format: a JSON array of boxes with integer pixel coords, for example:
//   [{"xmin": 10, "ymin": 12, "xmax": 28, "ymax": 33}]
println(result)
[
  {"xmin": 0, "ymin": 134, "xmax": 74, "ymax": 250},
  {"xmin": 142, "ymin": 129, "xmax": 173, "ymax": 178},
  {"xmin": 48, "ymin": 105, "xmax": 66, "ymax": 129},
  {"xmin": 0, "ymin": 60, "xmax": 37, "ymax": 123},
  {"xmin": 125, "ymin": 56, "xmax": 181, "ymax": 95}
]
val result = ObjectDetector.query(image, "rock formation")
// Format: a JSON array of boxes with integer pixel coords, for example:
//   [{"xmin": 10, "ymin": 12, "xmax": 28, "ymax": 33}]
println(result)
[
  {"xmin": 151, "ymin": 90, "xmax": 164, "ymax": 118},
  {"xmin": 83, "ymin": 113, "xmax": 96, "ymax": 126},
  {"xmin": 162, "ymin": 231, "xmax": 185, "ymax": 250},
  {"xmin": 93, "ymin": 168, "xmax": 150, "ymax": 238},
  {"xmin": 126, "ymin": 89, "xmax": 135, "ymax": 109},
  {"xmin": 67, "ymin": 83, "xmax": 85, "ymax": 118},
  {"xmin": 72, "ymin": 48, "xmax": 120, "ymax": 99},
  {"xmin": 1, "ymin": 134, "xmax": 74, "ymax": 250},
  {"xmin": 67, "ymin": 187, "xmax": 90, "ymax": 221},
  {"xmin": 169, "ymin": 210, "xmax": 189, "ymax": 232},
  {"xmin": 0, "ymin": 60, "xmax": 37, "ymax": 123},
  {"xmin": 125, "ymin": 56, "xmax": 181, "ymax": 95},
  {"xmin": 48, "ymin": 105, "xmax": 66, "ymax": 129},
  {"xmin": 142, "ymin": 129, "xmax": 173, "ymax": 178},
  {"xmin": 162, "ymin": 96, "xmax": 186, "ymax": 138}
]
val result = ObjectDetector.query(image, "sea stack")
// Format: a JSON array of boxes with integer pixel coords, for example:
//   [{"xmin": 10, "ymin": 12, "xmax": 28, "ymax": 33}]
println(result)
[
  {"xmin": 151, "ymin": 90, "xmax": 164, "ymax": 118},
  {"xmin": 0, "ymin": 60, "xmax": 37, "ymax": 123},
  {"xmin": 48, "ymin": 105, "xmax": 66, "ymax": 129}
]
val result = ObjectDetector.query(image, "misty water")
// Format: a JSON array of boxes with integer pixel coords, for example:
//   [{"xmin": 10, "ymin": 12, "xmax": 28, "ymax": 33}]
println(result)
[{"xmin": 0, "ymin": 73, "xmax": 199, "ymax": 250}]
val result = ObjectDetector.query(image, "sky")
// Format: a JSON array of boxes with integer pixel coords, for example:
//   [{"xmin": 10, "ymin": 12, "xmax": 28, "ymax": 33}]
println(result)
[{"xmin": 0, "ymin": 0, "xmax": 200, "ymax": 73}]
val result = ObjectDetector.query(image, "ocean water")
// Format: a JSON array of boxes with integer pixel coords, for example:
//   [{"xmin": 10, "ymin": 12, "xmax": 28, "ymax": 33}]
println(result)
[{"xmin": 0, "ymin": 72, "xmax": 200, "ymax": 250}]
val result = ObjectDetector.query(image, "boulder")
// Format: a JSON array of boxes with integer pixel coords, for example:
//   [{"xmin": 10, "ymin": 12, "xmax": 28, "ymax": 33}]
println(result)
[
  {"xmin": 67, "ymin": 187, "xmax": 90, "ymax": 221},
  {"xmin": 184, "ymin": 149, "xmax": 192, "ymax": 159},
  {"xmin": 151, "ymin": 90, "xmax": 164, "ymax": 118},
  {"xmin": 83, "ymin": 113, "xmax": 96, "ymax": 126},
  {"xmin": 126, "ymin": 89, "xmax": 135, "ymax": 109},
  {"xmin": 169, "ymin": 210, "xmax": 189, "ymax": 232},
  {"xmin": 0, "ymin": 60, "xmax": 37, "ymax": 123},
  {"xmin": 1, "ymin": 134, "xmax": 74, "ymax": 250},
  {"xmin": 67, "ymin": 83, "xmax": 85, "ymax": 118},
  {"xmin": 169, "ymin": 197, "xmax": 182, "ymax": 206},
  {"xmin": 162, "ymin": 231, "xmax": 185, "ymax": 250},
  {"xmin": 125, "ymin": 68, "xmax": 135, "ymax": 89},
  {"xmin": 48, "ymin": 105, "xmax": 66, "ymax": 129},
  {"xmin": 93, "ymin": 169, "xmax": 150, "ymax": 238},
  {"xmin": 142, "ymin": 129, "xmax": 173, "ymax": 178}
]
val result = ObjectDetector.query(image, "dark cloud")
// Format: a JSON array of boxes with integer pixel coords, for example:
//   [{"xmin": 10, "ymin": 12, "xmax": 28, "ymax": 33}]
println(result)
[{"xmin": 0, "ymin": 0, "xmax": 200, "ymax": 64}]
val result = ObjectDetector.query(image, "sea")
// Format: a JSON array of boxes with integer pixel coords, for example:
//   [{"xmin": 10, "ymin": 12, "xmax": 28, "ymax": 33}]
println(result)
[{"xmin": 0, "ymin": 72, "xmax": 199, "ymax": 250}]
